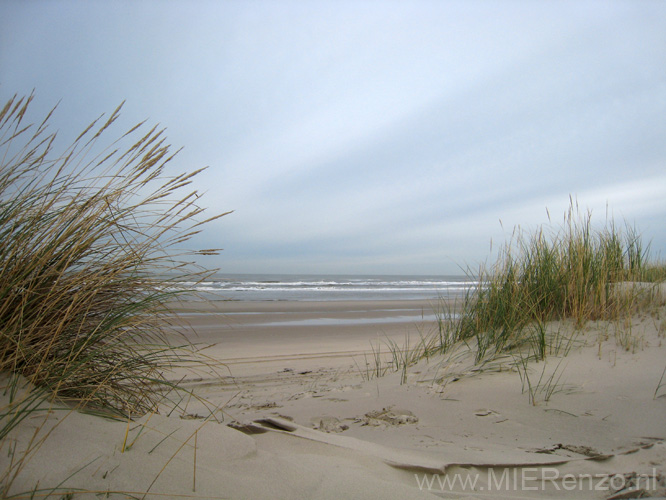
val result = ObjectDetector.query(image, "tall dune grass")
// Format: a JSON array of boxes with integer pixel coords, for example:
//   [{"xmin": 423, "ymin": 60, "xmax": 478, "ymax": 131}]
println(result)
[
  {"xmin": 356, "ymin": 204, "xmax": 664, "ymax": 382},
  {"xmin": 0, "ymin": 93, "xmax": 228, "ymax": 419},
  {"xmin": 439, "ymin": 202, "xmax": 665, "ymax": 363}
]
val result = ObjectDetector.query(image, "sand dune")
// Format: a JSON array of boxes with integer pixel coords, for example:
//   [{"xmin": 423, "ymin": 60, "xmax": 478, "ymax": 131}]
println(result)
[{"xmin": 3, "ymin": 297, "xmax": 665, "ymax": 499}]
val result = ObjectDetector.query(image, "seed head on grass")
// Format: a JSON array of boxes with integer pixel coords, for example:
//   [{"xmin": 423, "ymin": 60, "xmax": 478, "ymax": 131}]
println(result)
[
  {"xmin": 433, "ymin": 200, "xmax": 664, "ymax": 364},
  {"xmin": 0, "ymin": 93, "xmax": 229, "ymax": 418}
]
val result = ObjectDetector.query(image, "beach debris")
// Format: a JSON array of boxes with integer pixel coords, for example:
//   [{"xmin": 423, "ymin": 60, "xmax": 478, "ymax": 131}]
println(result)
[
  {"xmin": 359, "ymin": 407, "xmax": 418, "ymax": 427},
  {"xmin": 312, "ymin": 416, "xmax": 349, "ymax": 433}
]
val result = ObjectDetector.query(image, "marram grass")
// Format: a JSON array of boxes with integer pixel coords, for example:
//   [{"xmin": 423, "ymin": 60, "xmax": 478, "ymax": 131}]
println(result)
[
  {"xmin": 0, "ymin": 93, "xmax": 229, "ymax": 419},
  {"xmin": 371, "ymin": 203, "xmax": 665, "ymax": 379},
  {"xmin": 443, "ymin": 202, "xmax": 665, "ymax": 363}
]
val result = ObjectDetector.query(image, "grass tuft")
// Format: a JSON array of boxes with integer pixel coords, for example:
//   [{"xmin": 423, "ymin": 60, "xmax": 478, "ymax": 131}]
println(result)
[
  {"xmin": 432, "ymin": 201, "xmax": 665, "ymax": 364},
  {"xmin": 0, "ymin": 93, "xmax": 231, "ymax": 496},
  {"xmin": 0, "ymin": 93, "xmax": 228, "ymax": 419}
]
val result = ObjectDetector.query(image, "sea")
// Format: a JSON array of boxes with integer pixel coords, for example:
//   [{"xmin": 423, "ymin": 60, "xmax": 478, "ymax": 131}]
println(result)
[{"xmin": 181, "ymin": 274, "xmax": 477, "ymax": 301}]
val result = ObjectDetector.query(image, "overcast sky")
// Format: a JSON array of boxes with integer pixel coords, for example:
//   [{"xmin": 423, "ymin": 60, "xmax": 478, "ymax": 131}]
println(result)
[{"xmin": 2, "ymin": 1, "xmax": 665, "ymax": 275}]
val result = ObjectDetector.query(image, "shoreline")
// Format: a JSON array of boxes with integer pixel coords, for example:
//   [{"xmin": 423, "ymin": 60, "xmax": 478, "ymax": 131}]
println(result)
[
  {"xmin": 170, "ymin": 297, "xmax": 455, "ymax": 312},
  {"xmin": 170, "ymin": 298, "xmax": 455, "ymax": 376}
]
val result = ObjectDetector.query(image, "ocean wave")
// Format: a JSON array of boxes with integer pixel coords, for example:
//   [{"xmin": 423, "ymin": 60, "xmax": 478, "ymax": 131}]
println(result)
[
  {"xmin": 165, "ymin": 275, "xmax": 478, "ymax": 300},
  {"xmin": 221, "ymin": 285, "xmax": 473, "ymax": 292}
]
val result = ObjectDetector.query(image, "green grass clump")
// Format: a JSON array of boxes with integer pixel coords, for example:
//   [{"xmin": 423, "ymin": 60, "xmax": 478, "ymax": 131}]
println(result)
[
  {"xmin": 0, "ymin": 93, "xmax": 228, "ymax": 418},
  {"xmin": 437, "ymin": 202, "xmax": 664, "ymax": 363}
]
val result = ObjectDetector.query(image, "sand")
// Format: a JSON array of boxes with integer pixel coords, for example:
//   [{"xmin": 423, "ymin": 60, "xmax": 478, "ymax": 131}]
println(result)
[{"xmin": 3, "ymin": 294, "xmax": 666, "ymax": 499}]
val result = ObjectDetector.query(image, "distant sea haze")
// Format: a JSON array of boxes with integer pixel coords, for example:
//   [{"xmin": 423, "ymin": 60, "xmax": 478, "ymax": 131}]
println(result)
[{"xmin": 180, "ymin": 274, "xmax": 477, "ymax": 301}]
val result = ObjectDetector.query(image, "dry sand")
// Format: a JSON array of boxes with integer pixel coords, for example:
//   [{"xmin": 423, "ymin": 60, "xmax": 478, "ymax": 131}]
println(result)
[{"xmin": 3, "ymin": 295, "xmax": 666, "ymax": 499}]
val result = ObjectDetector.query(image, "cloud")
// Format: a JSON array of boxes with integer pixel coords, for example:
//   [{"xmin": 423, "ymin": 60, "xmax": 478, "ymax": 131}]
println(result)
[{"xmin": 2, "ymin": 1, "xmax": 665, "ymax": 274}]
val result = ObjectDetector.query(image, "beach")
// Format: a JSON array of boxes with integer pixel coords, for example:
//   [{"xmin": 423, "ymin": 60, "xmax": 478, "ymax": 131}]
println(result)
[
  {"xmin": 4, "ymin": 5, "xmax": 666, "ymax": 498},
  {"xmin": 5, "ymin": 293, "xmax": 665, "ymax": 499},
  {"xmin": 171, "ymin": 298, "xmax": 445, "ymax": 376}
]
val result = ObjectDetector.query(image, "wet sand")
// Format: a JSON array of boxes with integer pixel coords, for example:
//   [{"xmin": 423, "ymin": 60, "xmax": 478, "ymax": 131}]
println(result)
[{"xmin": 171, "ymin": 298, "xmax": 452, "ymax": 376}]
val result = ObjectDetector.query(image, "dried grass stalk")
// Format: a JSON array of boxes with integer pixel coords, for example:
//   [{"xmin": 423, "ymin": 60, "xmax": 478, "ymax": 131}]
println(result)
[{"xmin": 0, "ymin": 93, "xmax": 228, "ymax": 417}]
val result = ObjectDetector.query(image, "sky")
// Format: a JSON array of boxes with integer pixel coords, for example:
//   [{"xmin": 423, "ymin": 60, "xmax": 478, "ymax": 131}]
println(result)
[{"xmin": 1, "ymin": 0, "xmax": 665, "ymax": 276}]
